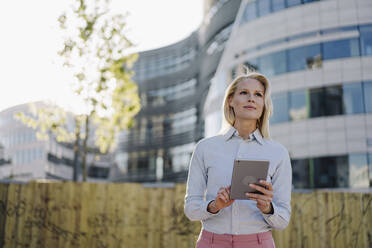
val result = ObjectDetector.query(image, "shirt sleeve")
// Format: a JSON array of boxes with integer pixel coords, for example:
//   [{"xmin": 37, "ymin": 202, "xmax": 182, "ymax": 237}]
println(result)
[
  {"xmin": 262, "ymin": 149, "xmax": 292, "ymax": 229},
  {"xmin": 184, "ymin": 142, "xmax": 220, "ymax": 221}
]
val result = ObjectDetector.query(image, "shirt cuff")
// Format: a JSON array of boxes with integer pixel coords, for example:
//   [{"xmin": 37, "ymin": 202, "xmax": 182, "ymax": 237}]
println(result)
[
  {"xmin": 203, "ymin": 200, "xmax": 221, "ymax": 218},
  {"xmin": 261, "ymin": 201, "xmax": 276, "ymax": 220}
]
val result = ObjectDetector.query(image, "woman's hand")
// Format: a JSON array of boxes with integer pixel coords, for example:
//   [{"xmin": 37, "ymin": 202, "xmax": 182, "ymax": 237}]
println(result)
[
  {"xmin": 246, "ymin": 180, "xmax": 274, "ymax": 214},
  {"xmin": 208, "ymin": 186, "xmax": 235, "ymax": 214}
]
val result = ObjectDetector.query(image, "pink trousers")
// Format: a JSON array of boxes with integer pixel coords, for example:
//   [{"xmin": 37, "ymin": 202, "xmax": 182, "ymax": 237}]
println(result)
[{"xmin": 196, "ymin": 229, "xmax": 276, "ymax": 248}]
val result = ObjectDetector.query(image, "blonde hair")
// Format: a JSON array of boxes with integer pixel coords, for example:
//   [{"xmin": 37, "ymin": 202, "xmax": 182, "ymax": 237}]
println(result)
[{"xmin": 220, "ymin": 72, "xmax": 273, "ymax": 139}]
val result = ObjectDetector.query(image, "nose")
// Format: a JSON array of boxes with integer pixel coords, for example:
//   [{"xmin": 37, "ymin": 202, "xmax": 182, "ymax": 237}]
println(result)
[{"xmin": 247, "ymin": 93, "xmax": 255, "ymax": 102}]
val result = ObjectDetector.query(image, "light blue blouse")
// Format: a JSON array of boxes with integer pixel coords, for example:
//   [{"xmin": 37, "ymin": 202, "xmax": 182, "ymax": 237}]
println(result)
[{"xmin": 184, "ymin": 126, "xmax": 292, "ymax": 235}]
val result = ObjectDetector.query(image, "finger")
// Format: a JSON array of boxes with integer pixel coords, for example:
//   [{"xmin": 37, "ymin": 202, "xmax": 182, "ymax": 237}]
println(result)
[
  {"xmin": 259, "ymin": 180, "xmax": 273, "ymax": 191},
  {"xmin": 220, "ymin": 192, "xmax": 230, "ymax": 203},
  {"xmin": 249, "ymin": 184, "xmax": 273, "ymax": 196},
  {"xmin": 248, "ymin": 191, "xmax": 272, "ymax": 200},
  {"xmin": 247, "ymin": 193, "xmax": 272, "ymax": 203},
  {"xmin": 256, "ymin": 198, "xmax": 268, "ymax": 207},
  {"xmin": 221, "ymin": 191, "xmax": 230, "ymax": 202},
  {"xmin": 217, "ymin": 192, "xmax": 228, "ymax": 203},
  {"xmin": 218, "ymin": 187, "xmax": 226, "ymax": 193},
  {"xmin": 226, "ymin": 186, "xmax": 231, "ymax": 195}
]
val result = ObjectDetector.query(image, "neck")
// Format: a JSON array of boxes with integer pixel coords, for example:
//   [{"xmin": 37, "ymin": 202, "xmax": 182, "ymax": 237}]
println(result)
[{"xmin": 233, "ymin": 119, "xmax": 257, "ymax": 140}]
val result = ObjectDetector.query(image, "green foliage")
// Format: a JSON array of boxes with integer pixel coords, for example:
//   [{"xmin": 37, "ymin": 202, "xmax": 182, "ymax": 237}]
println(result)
[
  {"xmin": 57, "ymin": 0, "xmax": 141, "ymax": 153},
  {"xmin": 15, "ymin": 0, "xmax": 140, "ymax": 181},
  {"xmin": 14, "ymin": 103, "xmax": 75, "ymax": 143}
]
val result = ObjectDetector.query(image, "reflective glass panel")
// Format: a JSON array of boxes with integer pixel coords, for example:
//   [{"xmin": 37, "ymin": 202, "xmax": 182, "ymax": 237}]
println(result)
[
  {"xmin": 368, "ymin": 154, "xmax": 372, "ymax": 187},
  {"xmin": 258, "ymin": 50, "xmax": 287, "ymax": 77},
  {"xmin": 322, "ymin": 38, "xmax": 360, "ymax": 60},
  {"xmin": 292, "ymin": 158, "xmax": 310, "ymax": 188},
  {"xmin": 342, "ymin": 83, "xmax": 365, "ymax": 114},
  {"xmin": 271, "ymin": 92, "xmax": 289, "ymax": 124},
  {"xmin": 364, "ymin": 81, "xmax": 372, "ymax": 113},
  {"xmin": 241, "ymin": 1, "xmax": 257, "ymax": 24},
  {"xmin": 286, "ymin": 0, "xmax": 301, "ymax": 7},
  {"xmin": 360, "ymin": 24, "xmax": 372, "ymax": 56},
  {"xmin": 309, "ymin": 87, "xmax": 325, "ymax": 117},
  {"xmin": 325, "ymin": 85, "xmax": 343, "ymax": 116},
  {"xmin": 244, "ymin": 58, "xmax": 259, "ymax": 72},
  {"xmin": 258, "ymin": 0, "xmax": 271, "ymax": 17},
  {"xmin": 288, "ymin": 44, "xmax": 321, "ymax": 72},
  {"xmin": 289, "ymin": 89, "xmax": 309, "ymax": 121},
  {"xmin": 272, "ymin": 0, "xmax": 285, "ymax": 11},
  {"xmin": 314, "ymin": 155, "xmax": 348, "ymax": 188},
  {"xmin": 348, "ymin": 154, "xmax": 369, "ymax": 188}
]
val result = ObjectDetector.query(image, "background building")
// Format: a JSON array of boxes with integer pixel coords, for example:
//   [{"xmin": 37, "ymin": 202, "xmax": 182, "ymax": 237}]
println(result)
[
  {"xmin": 112, "ymin": 0, "xmax": 242, "ymax": 182},
  {"xmin": 205, "ymin": 0, "xmax": 372, "ymax": 188},
  {"xmin": 0, "ymin": 102, "xmax": 111, "ymax": 182},
  {"xmin": 112, "ymin": 0, "xmax": 372, "ymax": 189}
]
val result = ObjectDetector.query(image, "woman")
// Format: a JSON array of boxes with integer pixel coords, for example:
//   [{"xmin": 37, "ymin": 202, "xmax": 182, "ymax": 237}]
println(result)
[{"xmin": 184, "ymin": 72, "xmax": 292, "ymax": 248}]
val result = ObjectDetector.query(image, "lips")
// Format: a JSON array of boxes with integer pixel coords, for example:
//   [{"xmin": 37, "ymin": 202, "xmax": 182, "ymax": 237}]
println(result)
[{"xmin": 243, "ymin": 106, "xmax": 256, "ymax": 110}]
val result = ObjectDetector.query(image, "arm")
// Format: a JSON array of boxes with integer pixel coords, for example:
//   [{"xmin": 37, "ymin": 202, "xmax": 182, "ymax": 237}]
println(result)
[
  {"xmin": 184, "ymin": 143, "xmax": 220, "ymax": 221},
  {"xmin": 261, "ymin": 150, "xmax": 292, "ymax": 229}
]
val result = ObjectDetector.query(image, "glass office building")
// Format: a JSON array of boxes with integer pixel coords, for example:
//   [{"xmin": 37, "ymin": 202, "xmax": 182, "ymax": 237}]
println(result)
[
  {"xmin": 0, "ymin": 103, "xmax": 111, "ymax": 182},
  {"xmin": 112, "ymin": 0, "xmax": 242, "ymax": 182},
  {"xmin": 205, "ymin": 0, "xmax": 372, "ymax": 188}
]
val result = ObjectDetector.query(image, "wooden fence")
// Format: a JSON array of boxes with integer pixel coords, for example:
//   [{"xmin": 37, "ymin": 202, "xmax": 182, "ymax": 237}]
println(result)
[{"xmin": 0, "ymin": 182, "xmax": 371, "ymax": 248}]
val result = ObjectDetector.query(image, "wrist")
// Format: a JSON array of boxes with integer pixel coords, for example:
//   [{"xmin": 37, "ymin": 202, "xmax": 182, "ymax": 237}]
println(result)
[
  {"xmin": 207, "ymin": 200, "xmax": 220, "ymax": 214},
  {"xmin": 263, "ymin": 203, "xmax": 274, "ymax": 214}
]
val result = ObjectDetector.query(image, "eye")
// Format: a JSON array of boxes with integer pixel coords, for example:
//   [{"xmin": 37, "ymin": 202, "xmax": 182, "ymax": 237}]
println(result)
[
  {"xmin": 255, "ymin": 93, "xmax": 263, "ymax": 97},
  {"xmin": 240, "ymin": 91, "xmax": 247, "ymax": 95}
]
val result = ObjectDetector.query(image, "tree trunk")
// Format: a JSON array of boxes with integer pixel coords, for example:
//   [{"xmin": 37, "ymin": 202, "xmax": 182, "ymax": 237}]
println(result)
[
  {"xmin": 81, "ymin": 115, "xmax": 90, "ymax": 181},
  {"xmin": 72, "ymin": 117, "xmax": 81, "ymax": 181}
]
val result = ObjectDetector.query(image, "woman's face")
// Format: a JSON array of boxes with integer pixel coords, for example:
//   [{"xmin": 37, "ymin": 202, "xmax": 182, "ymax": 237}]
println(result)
[{"xmin": 228, "ymin": 78, "xmax": 265, "ymax": 122}]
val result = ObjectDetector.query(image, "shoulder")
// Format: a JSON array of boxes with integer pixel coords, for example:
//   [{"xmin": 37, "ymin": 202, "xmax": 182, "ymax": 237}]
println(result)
[
  {"xmin": 194, "ymin": 134, "xmax": 225, "ymax": 151},
  {"xmin": 262, "ymin": 138, "xmax": 289, "ymax": 159}
]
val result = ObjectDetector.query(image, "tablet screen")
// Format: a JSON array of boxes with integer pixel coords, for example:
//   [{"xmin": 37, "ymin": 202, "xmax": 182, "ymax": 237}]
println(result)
[{"xmin": 230, "ymin": 159, "xmax": 269, "ymax": 200}]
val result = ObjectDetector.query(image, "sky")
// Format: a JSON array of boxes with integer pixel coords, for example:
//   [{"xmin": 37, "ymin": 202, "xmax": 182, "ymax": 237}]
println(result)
[{"xmin": 0, "ymin": 0, "xmax": 203, "ymax": 113}]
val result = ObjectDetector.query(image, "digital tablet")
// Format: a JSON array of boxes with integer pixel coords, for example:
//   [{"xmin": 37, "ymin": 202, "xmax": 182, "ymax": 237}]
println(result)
[{"xmin": 230, "ymin": 159, "xmax": 269, "ymax": 200}]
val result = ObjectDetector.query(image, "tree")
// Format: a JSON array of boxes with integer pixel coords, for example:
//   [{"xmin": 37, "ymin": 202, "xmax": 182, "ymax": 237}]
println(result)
[{"xmin": 16, "ymin": 0, "xmax": 140, "ymax": 181}]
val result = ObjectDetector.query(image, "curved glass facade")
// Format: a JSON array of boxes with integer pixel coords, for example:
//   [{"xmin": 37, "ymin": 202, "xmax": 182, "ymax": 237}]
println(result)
[
  {"xmin": 112, "ymin": 0, "xmax": 242, "ymax": 183},
  {"xmin": 204, "ymin": 0, "xmax": 372, "ymax": 189},
  {"xmin": 240, "ymin": 0, "xmax": 321, "ymax": 25},
  {"xmin": 114, "ymin": 0, "xmax": 372, "ymax": 187},
  {"xmin": 234, "ymin": 24, "xmax": 372, "ymax": 77}
]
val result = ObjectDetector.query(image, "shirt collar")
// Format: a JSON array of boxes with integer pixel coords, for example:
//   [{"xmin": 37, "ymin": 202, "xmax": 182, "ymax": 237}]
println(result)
[{"xmin": 223, "ymin": 126, "xmax": 264, "ymax": 145}]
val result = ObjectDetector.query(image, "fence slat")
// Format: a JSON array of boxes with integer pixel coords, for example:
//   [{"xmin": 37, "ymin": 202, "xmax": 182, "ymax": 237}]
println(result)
[{"xmin": 0, "ymin": 182, "xmax": 371, "ymax": 248}]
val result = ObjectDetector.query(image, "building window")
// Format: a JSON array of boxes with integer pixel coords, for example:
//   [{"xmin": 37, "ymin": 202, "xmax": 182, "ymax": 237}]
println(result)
[
  {"xmin": 360, "ymin": 24, "xmax": 372, "ymax": 56},
  {"xmin": 288, "ymin": 44, "xmax": 321, "ymax": 72},
  {"xmin": 272, "ymin": 0, "xmax": 285, "ymax": 11},
  {"xmin": 364, "ymin": 81, "xmax": 372, "ymax": 113},
  {"xmin": 170, "ymin": 108, "xmax": 197, "ymax": 135},
  {"xmin": 342, "ymin": 83, "xmax": 364, "ymax": 114},
  {"xmin": 322, "ymin": 38, "xmax": 360, "ymax": 60},
  {"xmin": 292, "ymin": 158, "xmax": 310, "ymax": 188},
  {"xmin": 368, "ymin": 153, "xmax": 372, "ymax": 187},
  {"xmin": 348, "ymin": 154, "xmax": 369, "ymax": 188},
  {"xmin": 324, "ymin": 86, "xmax": 343, "ymax": 116},
  {"xmin": 289, "ymin": 89, "xmax": 309, "ymax": 121},
  {"xmin": 313, "ymin": 155, "xmax": 348, "ymax": 188},
  {"xmin": 258, "ymin": 50, "xmax": 287, "ymax": 77},
  {"xmin": 241, "ymin": 1, "xmax": 257, "ymax": 24},
  {"xmin": 271, "ymin": 92, "xmax": 289, "ymax": 124},
  {"xmin": 286, "ymin": 0, "xmax": 301, "ymax": 7},
  {"xmin": 309, "ymin": 87, "xmax": 325, "ymax": 117},
  {"xmin": 258, "ymin": 0, "xmax": 271, "ymax": 17}
]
